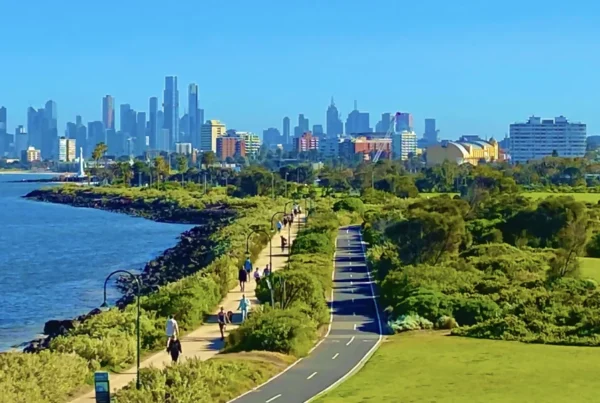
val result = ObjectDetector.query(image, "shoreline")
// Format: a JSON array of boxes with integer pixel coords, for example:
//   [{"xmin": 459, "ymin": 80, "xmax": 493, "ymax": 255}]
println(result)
[
  {"xmin": 13, "ymin": 187, "xmax": 232, "ymax": 353},
  {"xmin": 0, "ymin": 171, "xmax": 56, "ymax": 175}
]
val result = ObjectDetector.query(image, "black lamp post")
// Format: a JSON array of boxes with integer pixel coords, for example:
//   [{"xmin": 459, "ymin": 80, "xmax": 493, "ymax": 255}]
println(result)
[
  {"xmin": 100, "ymin": 270, "xmax": 142, "ymax": 390},
  {"xmin": 246, "ymin": 228, "xmax": 273, "ymax": 270}
]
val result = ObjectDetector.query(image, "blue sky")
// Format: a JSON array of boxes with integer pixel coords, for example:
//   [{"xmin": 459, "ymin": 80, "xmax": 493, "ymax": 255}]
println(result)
[{"xmin": 1, "ymin": 0, "xmax": 600, "ymax": 139}]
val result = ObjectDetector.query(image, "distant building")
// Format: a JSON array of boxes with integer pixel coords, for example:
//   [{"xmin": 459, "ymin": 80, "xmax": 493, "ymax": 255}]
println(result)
[
  {"xmin": 200, "ymin": 120, "xmax": 226, "ymax": 152},
  {"xmin": 216, "ymin": 135, "xmax": 245, "ymax": 160},
  {"xmin": 423, "ymin": 118, "xmax": 439, "ymax": 145},
  {"xmin": 426, "ymin": 136, "xmax": 499, "ymax": 166},
  {"xmin": 163, "ymin": 76, "xmax": 179, "ymax": 149},
  {"xmin": 282, "ymin": 116, "xmax": 291, "ymax": 145},
  {"xmin": 396, "ymin": 112, "xmax": 413, "ymax": 132},
  {"xmin": 294, "ymin": 131, "xmax": 319, "ymax": 153},
  {"xmin": 312, "ymin": 124, "xmax": 324, "ymax": 135},
  {"xmin": 294, "ymin": 114, "xmax": 310, "ymax": 138},
  {"xmin": 23, "ymin": 146, "xmax": 41, "ymax": 162},
  {"xmin": 326, "ymin": 97, "xmax": 343, "ymax": 137},
  {"xmin": 392, "ymin": 130, "xmax": 417, "ymax": 160},
  {"xmin": 14, "ymin": 126, "xmax": 28, "ymax": 157},
  {"xmin": 345, "ymin": 101, "xmax": 371, "ymax": 134},
  {"xmin": 510, "ymin": 116, "xmax": 586, "ymax": 163},
  {"xmin": 238, "ymin": 132, "xmax": 260, "ymax": 157},
  {"xmin": 318, "ymin": 136, "xmax": 340, "ymax": 159},
  {"xmin": 58, "ymin": 137, "xmax": 76, "ymax": 162},
  {"xmin": 102, "ymin": 95, "xmax": 115, "ymax": 130},
  {"xmin": 175, "ymin": 142, "xmax": 193, "ymax": 155},
  {"xmin": 263, "ymin": 127, "xmax": 282, "ymax": 149}
]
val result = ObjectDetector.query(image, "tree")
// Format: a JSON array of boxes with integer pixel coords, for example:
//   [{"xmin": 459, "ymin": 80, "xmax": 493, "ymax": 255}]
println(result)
[
  {"xmin": 201, "ymin": 151, "xmax": 217, "ymax": 167},
  {"xmin": 153, "ymin": 156, "xmax": 169, "ymax": 185},
  {"xmin": 111, "ymin": 161, "xmax": 133, "ymax": 185},
  {"xmin": 235, "ymin": 166, "xmax": 272, "ymax": 196},
  {"xmin": 176, "ymin": 155, "xmax": 188, "ymax": 185},
  {"xmin": 91, "ymin": 142, "xmax": 108, "ymax": 178},
  {"xmin": 548, "ymin": 210, "xmax": 589, "ymax": 279}
]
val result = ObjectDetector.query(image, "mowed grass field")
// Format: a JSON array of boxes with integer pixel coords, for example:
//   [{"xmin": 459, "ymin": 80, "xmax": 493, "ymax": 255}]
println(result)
[
  {"xmin": 580, "ymin": 257, "xmax": 600, "ymax": 282},
  {"xmin": 525, "ymin": 192, "xmax": 600, "ymax": 203},
  {"xmin": 317, "ymin": 331, "xmax": 600, "ymax": 403}
]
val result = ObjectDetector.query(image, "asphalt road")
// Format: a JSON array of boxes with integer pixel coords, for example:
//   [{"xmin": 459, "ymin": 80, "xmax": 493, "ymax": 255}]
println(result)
[{"xmin": 230, "ymin": 225, "xmax": 382, "ymax": 403}]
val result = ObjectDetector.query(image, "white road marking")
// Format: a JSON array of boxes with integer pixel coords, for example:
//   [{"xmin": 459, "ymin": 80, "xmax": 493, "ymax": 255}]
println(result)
[
  {"xmin": 266, "ymin": 394, "xmax": 282, "ymax": 403},
  {"xmin": 350, "ymin": 274, "xmax": 353, "ymax": 278},
  {"xmin": 346, "ymin": 336, "xmax": 355, "ymax": 346},
  {"xmin": 350, "ymin": 281, "xmax": 353, "ymax": 286},
  {"xmin": 353, "ymin": 312, "xmax": 356, "ymax": 316},
  {"xmin": 353, "ymin": 324, "xmax": 357, "ymax": 330},
  {"xmin": 351, "ymin": 288, "xmax": 354, "ymax": 293},
  {"xmin": 352, "ymin": 298, "xmax": 354, "ymax": 303},
  {"xmin": 307, "ymin": 372, "xmax": 318, "ymax": 380},
  {"xmin": 346, "ymin": 229, "xmax": 349, "ymax": 234},
  {"xmin": 332, "ymin": 353, "xmax": 340, "ymax": 360}
]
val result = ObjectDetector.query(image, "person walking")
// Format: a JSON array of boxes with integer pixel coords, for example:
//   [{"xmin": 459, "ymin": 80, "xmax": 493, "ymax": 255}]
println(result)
[
  {"xmin": 217, "ymin": 306, "xmax": 229, "ymax": 341},
  {"xmin": 253, "ymin": 267, "xmax": 261, "ymax": 284},
  {"xmin": 283, "ymin": 217, "xmax": 288, "ymax": 228},
  {"xmin": 280, "ymin": 235, "xmax": 287, "ymax": 251},
  {"xmin": 277, "ymin": 220, "xmax": 283, "ymax": 233},
  {"xmin": 167, "ymin": 335, "xmax": 182, "ymax": 363},
  {"xmin": 238, "ymin": 267, "xmax": 248, "ymax": 292},
  {"xmin": 263, "ymin": 264, "xmax": 270, "ymax": 277},
  {"xmin": 238, "ymin": 295, "xmax": 251, "ymax": 323},
  {"xmin": 244, "ymin": 257, "xmax": 253, "ymax": 276},
  {"xmin": 165, "ymin": 314, "xmax": 179, "ymax": 348}
]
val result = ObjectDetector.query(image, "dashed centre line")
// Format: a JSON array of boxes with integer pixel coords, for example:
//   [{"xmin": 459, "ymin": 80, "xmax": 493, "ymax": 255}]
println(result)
[
  {"xmin": 307, "ymin": 371, "xmax": 318, "ymax": 380},
  {"xmin": 353, "ymin": 323, "xmax": 357, "ymax": 330},
  {"xmin": 332, "ymin": 353, "xmax": 340, "ymax": 360},
  {"xmin": 346, "ymin": 336, "xmax": 355, "ymax": 346},
  {"xmin": 266, "ymin": 394, "xmax": 282, "ymax": 403}
]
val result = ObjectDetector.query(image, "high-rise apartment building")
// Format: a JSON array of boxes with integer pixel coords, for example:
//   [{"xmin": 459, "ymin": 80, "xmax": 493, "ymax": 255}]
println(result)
[
  {"xmin": 282, "ymin": 116, "xmax": 290, "ymax": 145},
  {"xmin": 326, "ymin": 98, "xmax": 343, "ymax": 137},
  {"xmin": 163, "ymin": 76, "xmax": 179, "ymax": 150},
  {"xmin": 216, "ymin": 135, "xmax": 246, "ymax": 160},
  {"xmin": 392, "ymin": 130, "xmax": 417, "ymax": 160},
  {"xmin": 58, "ymin": 137, "xmax": 76, "ymax": 162},
  {"xmin": 294, "ymin": 131, "xmax": 319, "ymax": 153},
  {"xmin": 23, "ymin": 146, "xmax": 41, "ymax": 162},
  {"xmin": 238, "ymin": 132, "xmax": 261, "ymax": 158},
  {"xmin": 200, "ymin": 120, "xmax": 226, "ymax": 152},
  {"xmin": 149, "ymin": 97, "xmax": 159, "ymax": 150},
  {"xmin": 510, "ymin": 116, "xmax": 586, "ymax": 163},
  {"xmin": 102, "ymin": 95, "xmax": 115, "ymax": 130}
]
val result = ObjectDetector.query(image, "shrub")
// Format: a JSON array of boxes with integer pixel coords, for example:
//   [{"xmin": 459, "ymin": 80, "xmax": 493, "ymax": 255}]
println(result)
[
  {"xmin": 388, "ymin": 314, "xmax": 433, "ymax": 333},
  {"xmin": 225, "ymin": 308, "xmax": 318, "ymax": 357},
  {"xmin": 0, "ymin": 351, "xmax": 90, "ymax": 403},
  {"xmin": 333, "ymin": 197, "xmax": 365, "ymax": 214},
  {"xmin": 291, "ymin": 232, "xmax": 334, "ymax": 255}
]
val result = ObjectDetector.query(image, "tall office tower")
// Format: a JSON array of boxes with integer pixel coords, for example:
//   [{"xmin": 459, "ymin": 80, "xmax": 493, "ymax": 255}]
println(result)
[
  {"xmin": 312, "ymin": 125, "xmax": 324, "ymax": 135},
  {"xmin": 102, "ymin": 95, "xmax": 115, "ymax": 130},
  {"xmin": 179, "ymin": 113, "xmax": 190, "ymax": 142},
  {"xmin": 395, "ymin": 112, "xmax": 413, "ymax": 132},
  {"xmin": 423, "ymin": 118, "xmax": 439, "ymax": 145},
  {"xmin": 345, "ymin": 101, "xmax": 371, "ymax": 135},
  {"xmin": 262, "ymin": 127, "xmax": 282, "ymax": 148},
  {"xmin": 120, "ymin": 104, "xmax": 131, "ymax": 133},
  {"xmin": 135, "ymin": 112, "xmax": 147, "ymax": 155},
  {"xmin": 282, "ymin": 116, "xmax": 290, "ymax": 145},
  {"xmin": 27, "ymin": 107, "xmax": 43, "ymax": 151},
  {"xmin": 376, "ymin": 113, "xmax": 393, "ymax": 132},
  {"xmin": 149, "ymin": 97, "xmax": 158, "ymax": 150},
  {"xmin": 188, "ymin": 83, "xmax": 201, "ymax": 149},
  {"xmin": 200, "ymin": 120, "xmax": 227, "ymax": 152},
  {"xmin": 163, "ymin": 76, "xmax": 179, "ymax": 150},
  {"xmin": 14, "ymin": 126, "xmax": 28, "ymax": 157},
  {"xmin": 510, "ymin": 116, "xmax": 586, "ymax": 163},
  {"xmin": 88, "ymin": 121, "xmax": 106, "ymax": 152},
  {"xmin": 0, "ymin": 106, "xmax": 7, "ymax": 156},
  {"xmin": 42, "ymin": 100, "xmax": 58, "ymax": 159},
  {"xmin": 294, "ymin": 114, "xmax": 309, "ymax": 137},
  {"xmin": 155, "ymin": 111, "xmax": 168, "ymax": 151},
  {"xmin": 326, "ymin": 97, "xmax": 343, "ymax": 137}
]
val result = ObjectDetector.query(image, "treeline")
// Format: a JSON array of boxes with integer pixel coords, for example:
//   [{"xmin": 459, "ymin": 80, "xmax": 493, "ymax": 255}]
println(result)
[{"xmin": 362, "ymin": 186, "xmax": 600, "ymax": 345}]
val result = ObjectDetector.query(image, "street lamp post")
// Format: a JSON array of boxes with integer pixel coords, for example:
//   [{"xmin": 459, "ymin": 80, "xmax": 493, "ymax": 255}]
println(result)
[
  {"xmin": 246, "ymin": 228, "xmax": 273, "ymax": 271},
  {"xmin": 284, "ymin": 172, "xmax": 289, "ymax": 198},
  {"xmin": 271, "ymin": 172, "xmax": 275, "ymax": 200},
  {"xmin": 100, "ymin": 270, "xmax": 142, "ymax": 390}
]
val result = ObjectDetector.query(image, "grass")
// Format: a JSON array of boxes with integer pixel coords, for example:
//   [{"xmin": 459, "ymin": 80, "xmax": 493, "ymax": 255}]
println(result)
[
  {"xmin": 525, "ymin": 192, "xmax": 600, "ymax": 203},
  {"xmin": 580, "ymin": 257, "xmax": 600, "ymax": 282},
  {"xmin": 317, "ymin": 331, "xmax": 600, "ymax": 403}
]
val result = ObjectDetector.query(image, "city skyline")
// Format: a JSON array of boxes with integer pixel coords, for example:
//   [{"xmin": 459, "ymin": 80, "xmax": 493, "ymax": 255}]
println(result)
[{"xmin": 2, "ymin": 1, "xmax": 599, "ymax": 139}]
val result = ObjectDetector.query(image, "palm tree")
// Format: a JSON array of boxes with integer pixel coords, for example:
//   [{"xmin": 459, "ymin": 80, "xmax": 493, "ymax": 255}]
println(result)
[
  {"xmin": 153, "ymin": 156, "xmax": 169, "ymax": 186},
  {"xmin": 176, "ymin": 154, "xmax": 188, "ymax": 186},
  {"xmin": 91, "ymin": 142, "xmax": 108, "ymax": 180}
]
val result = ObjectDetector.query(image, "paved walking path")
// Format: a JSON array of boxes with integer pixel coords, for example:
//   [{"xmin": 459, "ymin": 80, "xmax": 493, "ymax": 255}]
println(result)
[{"xmin": 71, "ymin": 214, "xmax": 305, "ymax": 402}]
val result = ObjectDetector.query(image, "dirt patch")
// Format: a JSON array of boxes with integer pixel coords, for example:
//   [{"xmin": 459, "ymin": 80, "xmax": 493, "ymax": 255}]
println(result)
[{"xmin": 215, "ymin": 351, "xmax": 296, "ymax": 368}]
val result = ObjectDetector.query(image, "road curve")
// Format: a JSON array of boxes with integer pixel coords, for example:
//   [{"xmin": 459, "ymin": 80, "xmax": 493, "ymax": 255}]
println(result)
[{"xmin": 229, "ymin": 225, "xmax": 383, "ymax": 403}]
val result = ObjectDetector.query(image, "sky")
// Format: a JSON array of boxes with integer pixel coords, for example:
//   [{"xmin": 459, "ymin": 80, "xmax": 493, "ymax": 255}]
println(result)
[{"xmin": 1, "ymin": 0, "xmax": 600, "ymax": 139}]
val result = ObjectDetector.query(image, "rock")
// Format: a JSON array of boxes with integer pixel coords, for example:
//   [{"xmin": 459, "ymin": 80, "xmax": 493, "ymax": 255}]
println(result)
[{"xmin": 43, "ymin": 319, "xmax": 74, "ymax": 337}]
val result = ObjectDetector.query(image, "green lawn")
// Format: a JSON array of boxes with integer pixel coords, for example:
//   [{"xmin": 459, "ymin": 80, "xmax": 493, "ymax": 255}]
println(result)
[
  {"xmin": 317, "ymin": 331, "xmax": 600, "ymax": 403},
  {"xmin": 525, "ymin": 192, "xmax": 600, "ymax": 203},
  {"xmin": 580, "ymin": 257, "xmax": 600, "ymax": 282}
]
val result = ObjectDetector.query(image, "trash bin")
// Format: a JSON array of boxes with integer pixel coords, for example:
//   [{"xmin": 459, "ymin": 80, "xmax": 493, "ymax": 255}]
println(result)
[{"xmin": 94, "ymin": 371, "xmax": 110, "ymax": 403}]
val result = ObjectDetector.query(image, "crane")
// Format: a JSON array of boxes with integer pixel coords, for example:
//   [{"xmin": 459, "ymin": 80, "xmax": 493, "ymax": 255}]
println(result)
[{"xmin": 372, "ymin": 112, "xmax": 402, "ymax": 163}]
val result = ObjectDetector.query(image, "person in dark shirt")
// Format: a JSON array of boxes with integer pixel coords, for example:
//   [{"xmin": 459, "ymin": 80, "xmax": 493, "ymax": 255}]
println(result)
[
  {"xmin": 239, "ymin": 267, "xmax": 248, "ymax": 292},
  {"xmin": 217, "ymin": 306, "xmax": 229, "ymax": 340},
  {"xmin": 167, "ymin": 335, "xmax": 182, "ymax": 363}
]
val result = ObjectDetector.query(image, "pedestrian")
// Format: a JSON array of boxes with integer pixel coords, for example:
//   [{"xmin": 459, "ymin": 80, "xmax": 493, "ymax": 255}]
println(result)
[
  {"xmin": 217, "ymin": 306, "xmax": 229, "ymax": 340},
  {"xmin": 238, "ymin": 267, "xmax": 248, "ymax": 292},
  {"xmin": 263, "ymin": 264, "xmax": 270, "ymax": 277},
  {"xmin": 165, "ymin": 314, "xmax": 179, "ymax": 348},
  {"xmin": 283, "ymin": 217, "xmax": 288, "ymax": 228},
  {"xmin": 277, "ymin": 220, "xmax": 283, "ymax": 233},
  {"xmin": 238, "ymin": 294, "xmax": 251, "ymax": 323},
  {"xmin": 281, "ymin": 235, "xmax": 287, "ymax": 251},
  {"xmin": 244, "ymin": 257, "xmax": 253, "ymax": 275},
  {"xmin": 253, "ymin": 267, "xmax": 261, "ymax": 284},
  {"xmin": 167, "ymin": 335, "xmax": 182, "ymax": 363}
]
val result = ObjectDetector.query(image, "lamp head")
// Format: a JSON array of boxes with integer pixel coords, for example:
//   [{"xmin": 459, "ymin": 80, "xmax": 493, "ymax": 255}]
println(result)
[{"xmin": 100, "ymin": 301, "xmax": 109, "ymax": 311}]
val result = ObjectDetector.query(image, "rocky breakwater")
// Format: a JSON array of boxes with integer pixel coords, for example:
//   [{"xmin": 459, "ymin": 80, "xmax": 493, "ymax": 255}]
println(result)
[{"xmin": 20, "ymin": 189, "xmax": 239, "ymax": 353}]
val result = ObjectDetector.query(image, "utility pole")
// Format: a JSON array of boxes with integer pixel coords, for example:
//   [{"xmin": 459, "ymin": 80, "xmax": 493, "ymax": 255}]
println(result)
[{"xmin": 203, "ymin": 172, "xmax": 207, "ymax": 194}]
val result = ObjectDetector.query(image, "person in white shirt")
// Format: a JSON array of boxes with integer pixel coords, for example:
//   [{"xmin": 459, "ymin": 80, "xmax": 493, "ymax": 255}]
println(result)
[{"xmin": 166, "ymin": 315, "xmax": 179, "ymax": 347}]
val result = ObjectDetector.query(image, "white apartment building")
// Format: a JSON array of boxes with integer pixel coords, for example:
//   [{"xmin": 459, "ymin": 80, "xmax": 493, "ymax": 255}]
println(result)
[
  {"xmin": 238, "ymin": 132, "xmax": 261, "ymax": 158},
  {"xmin": 175, "ymin": 142, "xmax": 193, "ymax": 155},
  {"xmin": 58, "ymin": 137, "xmax": 76, "ymax": 162},
  {"xmin": 392, "ymin": 130, "xmax": 417, "ymax": 160},
  {"xmin": 510, "ymin": 116, "xmax": 586, "ymax": 163}
]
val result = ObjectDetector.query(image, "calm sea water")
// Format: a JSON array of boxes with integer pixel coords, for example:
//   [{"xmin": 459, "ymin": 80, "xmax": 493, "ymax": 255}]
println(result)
[{"xmin": 0, "ymin": 174, "xmax": 193, "ymax": 351}]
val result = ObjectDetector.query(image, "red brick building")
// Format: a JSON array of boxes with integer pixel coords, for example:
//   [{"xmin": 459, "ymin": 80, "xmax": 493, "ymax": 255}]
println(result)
[
  {"xmin": 217, "ymin": 136, "xmax": 246, "ymax": 160},
  {"xmin": 294, "ymin": 131, "xmax": 319, "ymax": 153}
]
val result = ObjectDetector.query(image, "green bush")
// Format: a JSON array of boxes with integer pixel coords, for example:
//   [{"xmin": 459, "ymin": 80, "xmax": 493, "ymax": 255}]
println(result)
[
  {"xmin": 291, "ymin": 232, "xmax": 334, "ymax": 255},
  {"xmin": 0, "ymin": 351, "xmax": 90, "ymax": 403},
  {"xmin": 333, "ymin": 197, "xmax": 365, "ymax": 214},
  {"xmin": 226, "ymin": 308, "xmax": 318, "ymax": 356}
]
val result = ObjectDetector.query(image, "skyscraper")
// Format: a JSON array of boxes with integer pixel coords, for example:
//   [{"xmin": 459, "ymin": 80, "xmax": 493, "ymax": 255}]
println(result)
[
  {"xmin": 326, "ymin": 97, "xmax": 343, "ymax": 137},
  {"xmin": 135, "ymin": 112, "xmax": 147, "ymax": 155},
  {"xmin": 262, "ymin": 128, "xmax": 282, "ymax": 148},
  {"xmin": 149, "ymin": 97, "xmax": 159, "ymax": 150},
  {"xmin": 188, "ymin": 83, "xmax": 200, "ymax": 149},
  {"xmin": 423, "ymin": 118, "xmax": 439, "ymax": 145},
  {"xmin": 0, "ymin": 107, "xmax": 7, "ymax": 156},
  {"xmin": 102, "ymin": 95, "xmax": 115, "ymax": 130},
  {"xmin": 27, "ymin": 107, "xmax": 43, "ymax": 151},
  {"xmin": 396, "ymin": 112, "xmax": 414, "ymax": 132},
  {"xmin": 345, "ymin": 102, "xmax": 371, "ymax": 135},
  {"xmin": 163, "ymin": 76, "xmax": 179, "ymax": 150},
  {"xmin": 282, "ymin": 117, "xmax": 290, "ymax": 145},
  {"xmin": 42, "ymin": 100, "xmax": 58, "ymax": 159},
  {"xmin": 294, "ymin": 114, "xmax": 309, "ymax": 137}
]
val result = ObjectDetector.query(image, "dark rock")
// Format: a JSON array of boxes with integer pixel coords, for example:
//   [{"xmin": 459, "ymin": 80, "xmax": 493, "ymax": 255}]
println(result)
[{"xmin": 43, "ymin": 319, "xmax": 74, "ymax": 337}]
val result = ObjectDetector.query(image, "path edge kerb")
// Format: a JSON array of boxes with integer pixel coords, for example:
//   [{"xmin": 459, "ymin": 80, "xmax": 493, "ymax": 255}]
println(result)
[
  {"xmin": 304, "ymin": 225, "xmax": 384, "ymax": 403},
  {"xmin": 226, "ymin": 225, "xmax": 337, "ymax": 403}
]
